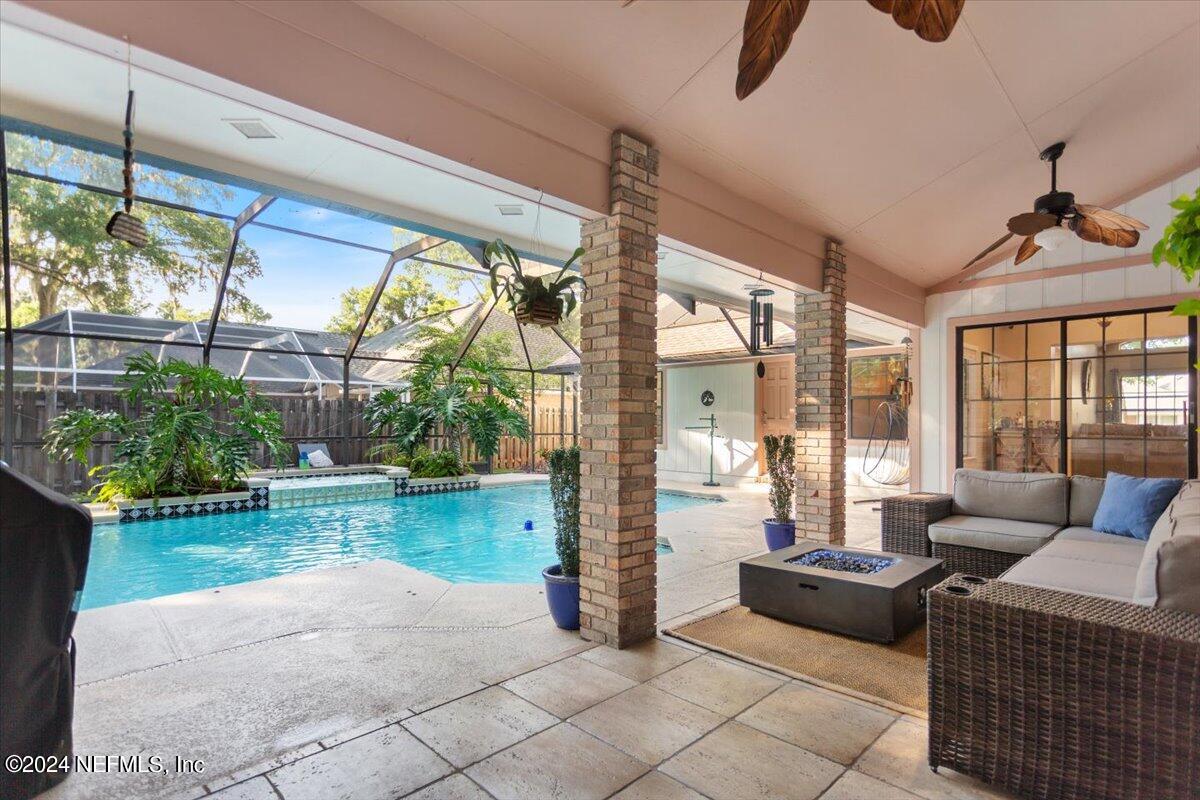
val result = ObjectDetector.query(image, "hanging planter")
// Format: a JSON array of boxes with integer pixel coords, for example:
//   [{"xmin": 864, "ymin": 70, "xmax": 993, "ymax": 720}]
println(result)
[{"xmin": 485, "ymin": 238, "xmax": 585, "ymax": 328}]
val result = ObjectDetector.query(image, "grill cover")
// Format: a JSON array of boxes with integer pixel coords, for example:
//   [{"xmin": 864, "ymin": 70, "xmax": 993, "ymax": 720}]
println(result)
[{"xmin": 0, "ymin": 464, "xmax": 92, "ymax": 800}]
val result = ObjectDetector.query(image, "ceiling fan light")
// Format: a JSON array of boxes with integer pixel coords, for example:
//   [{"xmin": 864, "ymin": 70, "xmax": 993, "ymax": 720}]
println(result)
[{"xmin": 1033, "ymin": 225, "xmax": 1071, "ymax": 252}]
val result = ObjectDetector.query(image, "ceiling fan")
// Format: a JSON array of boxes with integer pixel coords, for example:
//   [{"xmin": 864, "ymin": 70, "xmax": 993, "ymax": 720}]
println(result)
[
  {"xmin": 736, "ymin": 0, "xmax": 964, "ymax": 100},
  {"xmin": 962, "ymin": 142, "xmax": 1148, "ymax": 271}
]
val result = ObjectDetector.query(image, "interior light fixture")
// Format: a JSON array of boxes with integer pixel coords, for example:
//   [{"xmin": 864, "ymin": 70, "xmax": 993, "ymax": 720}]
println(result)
[
  {"xmin": 225, "ymin": 119, "xmax": 278, "ymax": 139},
  {"xmin": 496, "ymin": 204, "xmax": 525, "ymax": 216},
  {"xmin": 1033, "ymin": 224, "xmax": 1071, "ymax": 252}
]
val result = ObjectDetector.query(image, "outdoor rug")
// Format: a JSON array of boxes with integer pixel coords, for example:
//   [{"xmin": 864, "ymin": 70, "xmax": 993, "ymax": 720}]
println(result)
[{"xmin": 665, "ymin": 605, "xmax": 927, "ymax": 715}]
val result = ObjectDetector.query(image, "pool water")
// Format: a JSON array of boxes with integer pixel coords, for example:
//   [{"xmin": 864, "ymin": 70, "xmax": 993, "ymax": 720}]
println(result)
[{"xmin": 82, "ymin": 484, "xmax": 719, "ymax": 609}]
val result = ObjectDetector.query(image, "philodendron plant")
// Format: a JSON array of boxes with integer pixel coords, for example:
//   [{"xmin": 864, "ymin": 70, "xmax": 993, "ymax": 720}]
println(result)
[
  {"xmin": 763, "ymin": 434, "xmax": 795, "ymax": 524},
  {"xmin": 485, "ymin": 238, "xmax": 585, "ymax": 326}
]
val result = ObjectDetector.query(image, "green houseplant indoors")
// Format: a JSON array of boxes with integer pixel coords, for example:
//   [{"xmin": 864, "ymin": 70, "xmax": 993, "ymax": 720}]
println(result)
[
  {"xmin": 762, "ymin": 434, "xmax": 796, "ymax": 551},
  {"xmin": 543, "ymin": 445, "xmax": 581, "ymax": 630},
  {"xmin": 43, "ymin": 353, "xmax": 286, "ymax": 503}
]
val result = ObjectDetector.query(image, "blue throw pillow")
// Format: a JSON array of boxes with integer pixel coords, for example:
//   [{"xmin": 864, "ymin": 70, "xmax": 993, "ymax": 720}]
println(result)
[{"xmin": 1091, "ymin": 472, "xmax": 1183, "ymax": 540}]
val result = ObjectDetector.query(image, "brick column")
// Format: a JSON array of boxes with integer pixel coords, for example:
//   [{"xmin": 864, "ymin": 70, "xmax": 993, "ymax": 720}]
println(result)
[
  {"xmin": 577, "ymin": 131, "xmax": 659, "ymax": 648},
  {"xmin": 794, "ymin": 240, "xmax": 847, "ymax": 544}
]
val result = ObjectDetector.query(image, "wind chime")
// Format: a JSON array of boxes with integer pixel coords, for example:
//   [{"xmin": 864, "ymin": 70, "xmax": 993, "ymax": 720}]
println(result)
[
  {"xmin": 105, "ymin": 38, "xmax": 147, "ymax": 248},
  {"xmin": 748, "ymin": 287, "xmax": 774, "ymax": 352},
  {"xmin": 893, "ymin": 336, "xmax": 914, "ymax": 410}
]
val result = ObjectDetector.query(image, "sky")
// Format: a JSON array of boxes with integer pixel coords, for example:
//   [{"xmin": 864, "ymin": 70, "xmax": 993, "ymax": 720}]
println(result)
[
  {"xmin": 9, "ymin": 130, "xmax": 487, "ymax": 331},
  {"xmin": 154, "ymin": 194, "xmax": 485, "ymax": 330}
]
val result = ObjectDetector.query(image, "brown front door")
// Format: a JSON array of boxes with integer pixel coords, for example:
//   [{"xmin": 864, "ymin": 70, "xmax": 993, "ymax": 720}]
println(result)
[{"xmin": 756, "ymin": 357, "xmax": 795, "ymax": 476}]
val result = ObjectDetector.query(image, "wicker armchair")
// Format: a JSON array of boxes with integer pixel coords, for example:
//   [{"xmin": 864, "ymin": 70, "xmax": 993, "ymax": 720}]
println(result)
[{"xmin": 927, "ymin": 576, "xmax": 1200, "ymax": 800}]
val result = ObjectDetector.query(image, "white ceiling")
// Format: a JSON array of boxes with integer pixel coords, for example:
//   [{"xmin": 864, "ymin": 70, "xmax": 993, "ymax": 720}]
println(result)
[{"xmin": 356, "ymin": 0, "xmax": 1200, "ymax": 287}]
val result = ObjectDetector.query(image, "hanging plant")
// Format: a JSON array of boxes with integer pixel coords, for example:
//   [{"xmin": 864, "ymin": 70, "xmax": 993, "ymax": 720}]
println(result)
[{"xmin": 485, "ymin": 238, "xmax": 585, "ymax": 327}]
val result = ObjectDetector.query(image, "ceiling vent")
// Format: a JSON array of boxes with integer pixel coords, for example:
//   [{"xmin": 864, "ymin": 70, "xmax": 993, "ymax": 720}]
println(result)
[
  {"xmin": 496, "ymin": 204, "xmax": 525, "ymax": 216},
  {"xmin": 225, "ymin": 119, "xmax": 278, "ymax": 140}
]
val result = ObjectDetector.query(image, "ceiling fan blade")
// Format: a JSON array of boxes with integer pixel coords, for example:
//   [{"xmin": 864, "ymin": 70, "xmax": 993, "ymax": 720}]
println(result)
[
  {"xmin": 962, "ymin": 232, "xmax": 1013, "ymax": 270},
  {"xmin": 1075, "ymin": 204, "xmax": 1148, "ymax": 231},
  {"xmin": 736, "ymin": 0, "xmax": 811, "ymax": 101},
  {"xmin": 867, "ymin": 0, "xmax": 965, "ymax": 43},
  {"xmin": 1014, "ymin": 236, "xmax": 1041, "ymax": 266},
  {"xmin": 1070, "ymin": 216, "xmax": 1140, "ymax": 248},
  {"xmin": 1007, "ymin": 212, "xmax": 1059, "ymax": 236}
]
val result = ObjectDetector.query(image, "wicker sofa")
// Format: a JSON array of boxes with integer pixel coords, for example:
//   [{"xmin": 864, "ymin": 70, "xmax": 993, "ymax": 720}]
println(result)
[{"xmin": 884, "ymin": 472, "xmax": 1200, "ymax": 800}]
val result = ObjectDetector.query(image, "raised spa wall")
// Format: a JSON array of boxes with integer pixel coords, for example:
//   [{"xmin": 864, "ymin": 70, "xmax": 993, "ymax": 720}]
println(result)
[{"xmin": 110, "ymin": 466, "xmax": 481, "ymax": 523}]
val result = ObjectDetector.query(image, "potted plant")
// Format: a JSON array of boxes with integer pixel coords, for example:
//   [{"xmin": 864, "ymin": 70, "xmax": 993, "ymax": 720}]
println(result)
[
  {"xmin": 762, "ymin": 434, "xmax": 796, "ymax": 551},
  {"xmin": 543, "ymin": 445, "xmax": 581, "ymax": 630},
  {"xmin": 485, "ymin": 238, "xmax": 586, "ymax": 327}
]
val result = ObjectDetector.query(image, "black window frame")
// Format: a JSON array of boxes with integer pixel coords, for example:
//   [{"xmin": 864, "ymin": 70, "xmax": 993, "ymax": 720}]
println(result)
[
  {"xmin": 955, "ymin": 306, "xmax": 1198, "ymax": 479},
  {"xmin": 847, "ymin": 353, "xmax": 908, "ymax": 441}
]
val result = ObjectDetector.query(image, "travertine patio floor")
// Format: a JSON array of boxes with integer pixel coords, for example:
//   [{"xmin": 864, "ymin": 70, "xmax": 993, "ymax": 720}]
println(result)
[{"xmin": 45, "ymin": 480, "xmax": 1013, "ymax": 800}]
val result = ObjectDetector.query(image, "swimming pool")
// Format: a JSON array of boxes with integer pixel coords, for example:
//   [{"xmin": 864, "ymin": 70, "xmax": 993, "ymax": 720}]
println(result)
[{"xmin": 82, "ymin": 484, "xmax": 720, "ymax": 609}]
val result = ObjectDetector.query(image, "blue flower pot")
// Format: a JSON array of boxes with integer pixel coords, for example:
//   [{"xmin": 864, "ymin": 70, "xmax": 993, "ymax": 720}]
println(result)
[
  {"xmin": 543, "ymin": 564, "xmax": 580, "ymax": 630},
  {"xmin": 763, "ymin": 519, "xmax": 796, "ymax": 551}
]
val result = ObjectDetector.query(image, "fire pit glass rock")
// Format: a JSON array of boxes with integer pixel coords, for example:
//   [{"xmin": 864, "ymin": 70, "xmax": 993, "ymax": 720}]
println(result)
[{"xmin": 785, "ymin": 548, "xmax": 895, "ymax": 575}]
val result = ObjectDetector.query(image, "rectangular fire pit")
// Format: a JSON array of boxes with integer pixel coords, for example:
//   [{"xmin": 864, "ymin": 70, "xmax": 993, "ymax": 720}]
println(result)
[{"xmin": 739, "ymin": 542, "xmax": 944, "ymax": 642}]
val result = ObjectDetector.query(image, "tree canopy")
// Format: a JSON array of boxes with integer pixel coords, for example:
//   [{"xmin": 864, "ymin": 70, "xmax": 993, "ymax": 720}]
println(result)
[
  {"xmin": 5, "ymin": 131, "xmax": 267, "ymax": 326},
  {"xmin": 324, "ymin": 238, "xmax": 480, "ymax": 335}
]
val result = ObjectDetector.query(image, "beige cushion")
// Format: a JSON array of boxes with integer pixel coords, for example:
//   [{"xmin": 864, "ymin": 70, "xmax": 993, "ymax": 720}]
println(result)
[
  {"xmin": 1068, "ymin": 475, "xmax": 1106, "ymax": 527},
  {"xmin": 1133, "ymin": 480, "xmax": 1200, "ymax": 612},
  {"xmin": 929, "ymin": 514, "xmax": 1061, "ymax": 556},
  {"xmin": 1039, "ymin": 526, "xmax": 1146, "ymax": 568},
  {"xmin": 952, "ymin": 469, "xmax": 1069, "ymax": 526},
  {"xmin": 1001, "ymin": 553, "xmax": 1139, "ymax": 602}
]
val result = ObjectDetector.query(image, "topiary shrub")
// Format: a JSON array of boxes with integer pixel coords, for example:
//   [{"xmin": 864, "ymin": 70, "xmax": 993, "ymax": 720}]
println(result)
[
  {"xmin": 763, "ymin": 434, "xmax": 795, "ymax": 523},
  {"xmin": 546, "ymin": 446, "xmax": 581, "ymax": 577}
]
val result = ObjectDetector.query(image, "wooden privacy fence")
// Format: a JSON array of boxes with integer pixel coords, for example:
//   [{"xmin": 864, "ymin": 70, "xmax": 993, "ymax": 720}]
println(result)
[{"xmin": 4, "ymin": 387, "xmax": 577, "ymax": 495}]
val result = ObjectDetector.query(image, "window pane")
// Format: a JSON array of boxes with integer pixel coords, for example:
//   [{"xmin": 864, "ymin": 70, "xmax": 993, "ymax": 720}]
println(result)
[
  {"xmin": 1146, "ymin": 309, "xmax": 1189, "ymax": 343},
  {"xmin": 1066, "ymin": 317, "xmax": 1105, "ymax": 351},
  {"xmin": 850, "ymin": 398, "xmax": 877, "ymax": 439},
  {"xmin": 992, "ymin": 400, "xmax": 1025, "ymax": 429},
  {"xmin": 963, "ymin": 399, "xmax": 991, "ymax": 437},
  {"xmin": 992, "ymin": 324, "xmax": 1026, "ymax": 361},
  {"xmin": 1068, "ymin": 399, "xmax": 1104, "ymax": 438},
  {"xmin": 1027, "ymin": 321, "xmax": 1060, "ymax": 361},
  {"xmin": 962, "ymin": 327, "xmax": 991, "ymax": 359},
  {"xmin": 994, "ymin": 361, "xmax": 1025, "ymax": 399},
  {"xmin": 961, "ymin": 436, "xmax": 994, "ymax": 471},
  {"xmin": 1026, "ymin": 361, "xmax": 1060, "ymax": 398},
  {"xmin": 1104, "ymin": 439, "xmax": 1145, "ymax": 477},
  {"xmin": 993, "ymin": 429, "xmax": 1025, "ymax": 472},
  {"xmin": 1104, "ymin": 313, "xmax": 1145, "ymax": 351},
  {"xmin": 1147, "ymin": 441, "xmax": 1189, "ymax": 478},
  {"xmin": 1067, "ymin": 357, "xmax": 1102, "ymax": 399},
  {"xmin": 961, "ymin": 363, "xmax": 986, "ymax": 401},
  {"xmin": 1067, "ymin": 439, "xmax": 1104, "ymax": 477}
]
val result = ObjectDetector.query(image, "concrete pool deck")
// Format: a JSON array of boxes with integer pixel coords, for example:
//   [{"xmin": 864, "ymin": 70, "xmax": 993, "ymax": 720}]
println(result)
[{"xmin": 47, "ymin": 480, "xmax": 1012, "ymax": 800}]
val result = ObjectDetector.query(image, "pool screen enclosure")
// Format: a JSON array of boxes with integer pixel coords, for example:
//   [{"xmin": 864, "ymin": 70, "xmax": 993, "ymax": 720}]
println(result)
[{"xmin": 0, "ymin": 122, "xmax": 582, "ymax": 489}]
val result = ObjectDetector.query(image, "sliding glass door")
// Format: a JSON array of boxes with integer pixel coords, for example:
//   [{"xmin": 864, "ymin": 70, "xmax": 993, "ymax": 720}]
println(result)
[{"xmin": 957, "ymin": 308, "xmax": 1196, "ymax": 479}]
